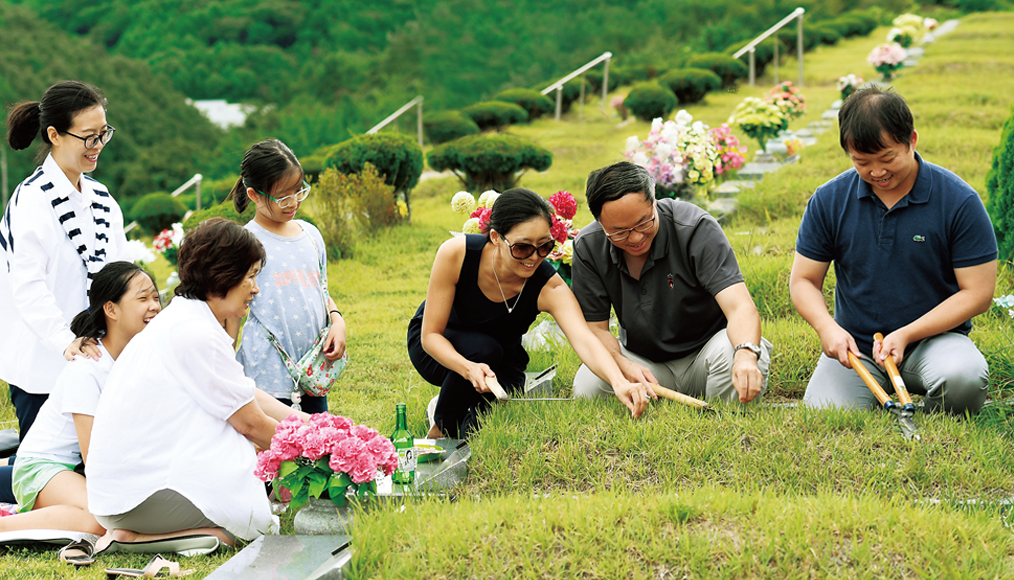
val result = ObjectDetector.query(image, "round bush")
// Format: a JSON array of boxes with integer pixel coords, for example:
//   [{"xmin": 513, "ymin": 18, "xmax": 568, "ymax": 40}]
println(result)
[
  {"xmin": 777, "ymin": 27, "xmax": 821, "ymax": 53},
  {"xmin": 537, "ymin": 80, "xmax": 584, "ymax": 114},
  {"xmin": 658, "ymin": 68, "xmax": 722, "ymax": 105},
  {"xmin": 461, "ymin": 101, "xmax": 528, "ymax": 132},
  {"xmin": 324, "ymin": 132, "xmax": 424, "ymax": 193},
  {"xmin": 844, "ymin": 9, "xmax": 880, "ymax": 35},
  {"xmin": 584, "ymin": 68, "xmax": 623, "ymax": 93},
  {"xmin": 424, "ymin": 111, "xmax": 480, "ymax": 145},
  {"xmin": 130, "ymin": 192, "xmax": 187, "ymax": 235},
  {"xmin": 823, "ymin": 16, "xmax": 868, "ymax": 38},
  {"xmin": 616, "ymin": 64, "xmax": 662, "ymax": 83},
  {"xmin": 685, "ymin": 53, "xmax": 748, "ymax": 88},
  {"xmin": 986, "ymin": 106, "xmax": 1014, "ymax": 262},
  {"xmin": 491, "ymin": 88, "xmax": 555, "ymax": 122},
  {"xmin": 427, "ymin": 133, "xmax": 553, "ymax": 192},
  {"xmin": 623, "ymin": 82, "xmax": 677, "ymax": 123},
  {"xmin": 809, "ymin": 24, "xmax": 842, "ymax": 46},
  {"xmin": 726, "ymin": 41, "xmax": 775, "ymax": 78}
]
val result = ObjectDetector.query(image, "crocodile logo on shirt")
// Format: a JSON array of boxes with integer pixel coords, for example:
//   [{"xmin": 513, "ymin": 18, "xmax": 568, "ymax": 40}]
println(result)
[{"xmin": 913, "ymin": 235, "xmax": 926, "ymax": 242}]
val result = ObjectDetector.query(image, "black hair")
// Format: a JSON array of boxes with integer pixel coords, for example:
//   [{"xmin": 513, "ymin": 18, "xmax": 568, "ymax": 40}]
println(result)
[
  {"xmin": 70, "ymin": 261, "xmax": 158, "ymax": 341},
  {"xmin": 838, "ymin": 86, "xmax": 914, "ymax": 154},
  {"xmin": 585, "ymin": 161, "xmax": 655, "ymax": 219},
  {"xmin": 487, "ymin": 188, "xmax": 554, "ymax": 239},
  {"xmin": 175, "ymin": 217, "xmax": 267, "ymax": 300},
  {"xmin": 6, "ymin": 81, "xmax": 107, "ymax": 161},
  {"xmin": 228, "ymin": 139, "xmax": 303, "ymax": 213}
]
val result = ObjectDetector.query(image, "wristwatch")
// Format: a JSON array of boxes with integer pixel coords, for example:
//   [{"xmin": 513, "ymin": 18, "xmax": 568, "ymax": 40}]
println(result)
[{"xmin": 734, "ymin": 342, "xmax": 762, "ymax": 358}]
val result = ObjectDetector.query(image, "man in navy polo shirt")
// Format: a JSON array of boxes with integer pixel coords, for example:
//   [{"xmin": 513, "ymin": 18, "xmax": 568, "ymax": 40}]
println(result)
[
  {"xmin": 571, "ymin": 161, "xmax": 771, "ymax": 405},
  {"xmin": 791, "ymin": 87, "xmax": 996, "ymax": 415}
]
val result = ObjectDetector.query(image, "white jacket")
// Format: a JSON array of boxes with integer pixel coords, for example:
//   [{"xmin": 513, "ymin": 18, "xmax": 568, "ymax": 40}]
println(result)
[{"xmin": 0, "ymin": 154, "xmax": 127, "ymax": 394}]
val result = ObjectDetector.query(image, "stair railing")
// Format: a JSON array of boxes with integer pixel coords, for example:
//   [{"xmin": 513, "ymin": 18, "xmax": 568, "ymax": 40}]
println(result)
[
  {"xmin": 733, "ymin": 7, "xmax": 805, "ymax": 87},
  {"xmin": 541, "ymin": 52, "xmax": 613, "ymax": 121},
  {"xmin": 367, "ymin": 96, "xmax": 424, "ymax": 147}
]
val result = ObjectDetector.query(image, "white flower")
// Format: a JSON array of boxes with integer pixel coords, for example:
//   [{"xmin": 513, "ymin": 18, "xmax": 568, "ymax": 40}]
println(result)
[
  {"xmin": 625, "ymin": 136, "xmax": 641, "ymax": 154},
  {"xmin": 674, "ymin": 110, "xmax": 693, "ymax": 126},
  {"xmin": 451, "ymin": 191, "xmax": 476, "ymax": 215},
  {"xmin": 170, "ymin": 222, "xmax": 185, "ymax": 247},
  {"xmin": 462, "ymin": 217, "xmax": 483, "ymax": 234},
  {"xmin": 477, "ymin": 190, "xmax": 500, "ymax": 208},
  {"xmin": 125, "ymin": 239, "xmax": 157, "ymax": 264},
  {"xmin": 631, "ymin": 152, "xmax": 649, "ymax": 167},
  {"xmin": 654, "ymin": 142, "xmax": 673, "ymax": 161}
]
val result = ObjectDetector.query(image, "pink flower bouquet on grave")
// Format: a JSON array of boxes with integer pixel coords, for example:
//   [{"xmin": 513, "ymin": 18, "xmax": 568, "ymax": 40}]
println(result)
[
  {"xmin": 867, "ymin": 43, "xmax": 907, "ymax": 81},
  {"xmin": 764, "ymin": 81, "xmax": 806, "ymax": 121},
  {"xmin": 255, "ymin": 413, "xmax": 399, "ymax": 510},
  {"xmin": 709, "ymin": 123, "xmax": 747, "ymax": 178}
]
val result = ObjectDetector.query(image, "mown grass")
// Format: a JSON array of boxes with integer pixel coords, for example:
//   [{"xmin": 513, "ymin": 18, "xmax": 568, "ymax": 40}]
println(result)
[{"xmin": 2, "ymin": 12, "xmax": 1014, "ymax": 579}]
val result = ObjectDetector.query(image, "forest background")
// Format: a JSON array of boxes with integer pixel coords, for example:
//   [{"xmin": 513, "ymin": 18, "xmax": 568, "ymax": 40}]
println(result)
[{"xmin": 0, "ymin": 0, "xmax": 936, "ymax": 216}]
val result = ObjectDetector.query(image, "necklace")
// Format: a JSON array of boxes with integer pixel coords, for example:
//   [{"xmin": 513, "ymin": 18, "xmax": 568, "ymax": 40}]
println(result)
[{"xmin": 491, "ymin": 252, "xmax": 527, "ymax": 314}]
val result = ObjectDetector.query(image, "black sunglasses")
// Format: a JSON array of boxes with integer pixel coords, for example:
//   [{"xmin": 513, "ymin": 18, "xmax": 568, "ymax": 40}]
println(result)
[{"xmin": 501, "ymin": 235, "xmax": 556, "ymax": 260}]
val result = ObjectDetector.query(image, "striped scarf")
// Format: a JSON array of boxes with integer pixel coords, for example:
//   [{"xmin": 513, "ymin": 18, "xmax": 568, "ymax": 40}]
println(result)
[{"xmin": 0, "ymin": 167, "xmax": 113, "ymax": 295}]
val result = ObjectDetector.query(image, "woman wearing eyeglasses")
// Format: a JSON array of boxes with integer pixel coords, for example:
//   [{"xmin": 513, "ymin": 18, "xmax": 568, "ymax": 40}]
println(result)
[
  {"xmin": 0, "ymin": 81, "xmax": 126, "ymax": 444},
  {"xmin": 408, "ymin": 188, "xmax": 649, "ymax": 439},
  {"xmin": 229, "ymin": 139, "xmax": 345, "ymax": 414}
]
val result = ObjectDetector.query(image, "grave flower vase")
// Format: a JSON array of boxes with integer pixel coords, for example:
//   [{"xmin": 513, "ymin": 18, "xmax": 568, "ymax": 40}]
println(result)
[{"xmin": 293, "ymin": 495, "xmax": 364, "ymax": 535}]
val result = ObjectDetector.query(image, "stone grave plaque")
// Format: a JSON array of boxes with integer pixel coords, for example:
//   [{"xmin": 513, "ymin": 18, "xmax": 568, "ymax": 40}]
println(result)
[{"xmin": 205, "ymin": 534, "xmax": 350, "ymax": 580}]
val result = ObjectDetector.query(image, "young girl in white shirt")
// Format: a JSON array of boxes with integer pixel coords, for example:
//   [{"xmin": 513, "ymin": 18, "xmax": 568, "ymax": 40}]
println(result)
[
  {"xmin": 230, "ymin": 139, "xmax": 347, "ymax": 414},
  {"xmin": 0, "ymin": 261, "xmax": 160, "ymax": 536},
  {"xmin": 0, "ymin": 81, "xmax": 127, "ymax": 441}
]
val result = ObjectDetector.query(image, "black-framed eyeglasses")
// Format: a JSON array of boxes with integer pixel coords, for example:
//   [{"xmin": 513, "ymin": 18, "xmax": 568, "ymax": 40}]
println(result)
[
  {"xmin": 62, "ymin": 126, "xmax": 115, "ymax": 149},
  {"xmin": 502, "ymin": 236, "xmax": 556, "ymax": 260},
  {"xmin": 257, "ymin": 181, "xmax": 311, "ymax": 209},
  {"xmin": 604, "ymin": 210, "xmax": 657, "ymax": 242}
]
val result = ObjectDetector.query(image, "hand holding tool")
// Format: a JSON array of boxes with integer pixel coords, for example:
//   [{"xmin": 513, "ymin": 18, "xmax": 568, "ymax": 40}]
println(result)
[
  {"xmin": 649, "ymin": 384, "xmax": 716, "ymax": 413},
  {"xmin": 847, "ymin": 338, "xmax": 921, "ymax": 441}
]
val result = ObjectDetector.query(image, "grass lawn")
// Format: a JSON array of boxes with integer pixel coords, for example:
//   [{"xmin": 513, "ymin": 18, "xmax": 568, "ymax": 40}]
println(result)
[{"xmin": 2, "ymin": 11, "xmax": 1014, "ymax": 580}]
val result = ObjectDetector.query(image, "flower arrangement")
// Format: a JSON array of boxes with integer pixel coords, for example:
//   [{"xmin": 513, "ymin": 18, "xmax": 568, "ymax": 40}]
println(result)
[
  {"xmin": 867, "ymin": 43, "xmax": 907, "ymax": 81},
  {"xmin": 709, "ymin": 123, "xmax": 747, "ymax": 177},
  {"xmin": 546, "ymin": 191, "xmax": 581, "ymax": 285},
  {"xmin": 124, "ymin": 239, "xmax": 156, "ymax": 265},
  {"xmin": 836, "ymin": 74, "xmax": 864, "ymax": 102},
  {"xmin": 152, "ymin": 222, "xmax": 184, "ymax": 267},
  {"xmin": 624, "ymin": 111, "xmax": 726, "ymax": 199},
  {"xmin": 255, "ymin": 413, "xmax": 399, "ymax": 510},
  {"xmin": 924, "ymin": 17, "xmax": 938, "ymax": 32},
  {"xmin": 784, "ymin": 138, "xmax": 804, "ymax": 156},
  {"xmin": 728, "ymin": 97, "xmax": 788, "ymax": 153},
  {"xmin": 450, "ymin": 190, "xmax": 499, "ymax": 234},
  {"xmin": 891, "ymin": 13, "xmax": 927, "ymax": 47},
  {"xmin": 886, "ymin": 27, "xmax": 914, "ymax": 49},
  {"xmin": 764, "ymin": 81, "xmax": 806, "ymax": 121}
]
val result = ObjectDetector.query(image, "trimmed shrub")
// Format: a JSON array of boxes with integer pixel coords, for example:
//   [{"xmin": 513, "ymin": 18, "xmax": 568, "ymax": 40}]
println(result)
[
  {"xmin": 658, "ymin": 68, "xmax": 722, "ymax": 105},
  {"xmin": 427, "ymin": 133, "xmax": 553, "ymax": 192},
  {"xmin": 777, "ymin": 27, "xmax": 821, "ymax": 53},
  {"xmin": 584, "ymin": 68, "xmax": 623, "ymax": 93},
  {"xmin": 845, "ymin": 9, "xmax": 880, "ymax": 35},
  {"xmin": 809, "ymin": 24, "xmax": 842, "ymax": 46},
  {"xmin": 182, "ymin": 200, "xmax": 256, "ymax": 231},
  {"xmin": 986, "ymin": 106, "xmax": 1014, "ymax": 263},
  {"xmin": 300, "ymin": 145, "xmax": 333, "ymax": 182},
  {"xmin": 623, "ymin": 82, "xmax": 677, "ymax": 123},
  {"xmin": 823, "ymin": 16, "xmax": 868, "ymax": 38},
  {"xmin": 461, "ymin": 101, "xmax": 528, "ymax": 132},
  {"xmin": 537, "ymin": 80, "xmax": 585, "ymax": 114},
  {"xmin": 726, "ymin": 40, "xmax": 775, "ymax": 78},
  {"xmin": 424, "ymin": 110, "xmax": 480, "ymax": 145},
  {"xmin": 685, "ymin": 53, "xmax": 748, "ymax": 88},
  {"xmin": 324, "ymin": 132, "xmax": 423, "ymax": 193},
  {"xmin": 616, "ymin": 64, "xmax": 663, "ymax": 83},
  {"xmin": 491, "ymin": 88, "xmax": 555, "ymax": 122},
  {"xmin": 130, "ymin": 192, "xmax": 187, "ymax": 235}
]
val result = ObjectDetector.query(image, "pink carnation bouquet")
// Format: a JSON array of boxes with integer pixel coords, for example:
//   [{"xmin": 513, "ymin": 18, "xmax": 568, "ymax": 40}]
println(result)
[
  {"xmin": 764, "ymin": 81, "xmax": 806, "ymax": 121},
  {"xmin": 709, "ymin": 123, "xmax": 747, "ymax": 178},
  {"xmin": 255, "ymin": 413, "xmax": 399, "ymax": 509},
  {"xmin": 867, "ymin": 43, "xmax": 907, "ymax": 81}
]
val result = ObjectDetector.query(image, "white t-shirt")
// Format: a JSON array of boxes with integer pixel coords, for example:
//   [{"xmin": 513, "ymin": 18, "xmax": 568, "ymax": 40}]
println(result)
[
  {"xmin": 17, "ymin": 342, "xmax": 113, "ymax": 465},
  {"xmin": 86, "ymin": 297, "xmax": 278, "ymax": 540}
]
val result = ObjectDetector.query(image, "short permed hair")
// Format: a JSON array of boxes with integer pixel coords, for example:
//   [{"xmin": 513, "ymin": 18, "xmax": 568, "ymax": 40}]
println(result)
[
  {"xmin": 838, "ymin": 86, "xmax": 914, "ymax": 155},
  {"xmin": 174, "ymin": 218, "xmax": 266, "ymax": 300},
  {"xmin": 585, "ymin": 161, "xmax": 655, "ymax": 219}
]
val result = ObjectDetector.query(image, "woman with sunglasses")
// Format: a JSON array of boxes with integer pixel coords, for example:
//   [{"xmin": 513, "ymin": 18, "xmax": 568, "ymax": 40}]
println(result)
[
  {"xmin": 0, "ymin": 81, "xmax": 126, "ymax": 448},
  {"xmin": 408, "ymin": 188, "xmax": 649, "ymax": 439},
  {"xmin": 229, "ymin": 139, "xmax": 346, "ymax": 413}
]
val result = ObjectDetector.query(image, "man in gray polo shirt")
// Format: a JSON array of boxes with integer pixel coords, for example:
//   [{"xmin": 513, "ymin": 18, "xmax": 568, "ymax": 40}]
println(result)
[{"xmin": 571, "ymin": 161, "xmax": 771, "ymax": 404}]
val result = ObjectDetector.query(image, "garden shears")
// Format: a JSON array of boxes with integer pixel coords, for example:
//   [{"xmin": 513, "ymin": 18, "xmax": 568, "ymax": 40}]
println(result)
[
  {"xmin": 649, "ymin": 383, "xmax": 717, "ymax": 414},
  {"xmin": 847, "ymin": 333, "xmax": 921, "ymax": 441}
]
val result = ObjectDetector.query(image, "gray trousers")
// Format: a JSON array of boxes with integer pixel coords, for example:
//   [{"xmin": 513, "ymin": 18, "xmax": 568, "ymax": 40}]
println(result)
[
  {"xmin": 802, "ymin": 332, "xmax": 988, "ymax": 416},
  {"xmin": 573, "ymin": 328, "xmax": 772, "ymax": 403},
  {"xmin": 95, "ymin": 489, "xmax": 228, "ymax": 538}
]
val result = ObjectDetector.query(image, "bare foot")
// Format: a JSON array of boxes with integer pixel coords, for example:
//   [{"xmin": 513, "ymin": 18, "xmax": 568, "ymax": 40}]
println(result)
[
  {"xmin": 426, "ymin": 424, "xmax": 444, "ymax": 439},
  {"xmin": 95, "ymin": 526, "xmax": 235, "ymax": 552}
]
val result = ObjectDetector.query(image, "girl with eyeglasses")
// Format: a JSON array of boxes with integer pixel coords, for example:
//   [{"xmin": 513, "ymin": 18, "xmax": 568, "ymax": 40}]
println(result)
[
  {"xmin": 0, "ymin": 81, "xmax": 128, "ymax": 455},
  {"xmin": 228, "ymin": 139, "xmax": 346, "ymax": 413},
  {"xmin": 408, "ymin": 188, "xmax": 649, "ymax": 440}
]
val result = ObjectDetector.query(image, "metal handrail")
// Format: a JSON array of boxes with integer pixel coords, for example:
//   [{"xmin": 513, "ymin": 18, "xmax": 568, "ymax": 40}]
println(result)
[
  {"xmin": 124, "ymin": 173, "xmax": 202, "ymax": 233},
  {"xmin": 367, "ymin": 96, "xmax": 424, "ymax": 147},
  {"xmin": 541, "ymin": 52, "xmax": 613, "ymax": 121},
  {"xmin": 733, "ymin": 7, "xmax": 805, "ymax": 87}
]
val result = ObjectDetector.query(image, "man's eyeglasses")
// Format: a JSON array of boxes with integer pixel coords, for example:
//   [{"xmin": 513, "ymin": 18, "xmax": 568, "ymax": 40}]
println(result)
[
  {"xmin": 257, "ymin": 181, "xmax": 312, "ymax": 209},
  {"xmin": 63, "ymin": 126, "xmax": 115, "ymax": 150},
  {"xmin": 502, "ymin": 236, "xmax": 556, "ymax": 260},
  {"xmin": 605, "ymin": 212, "xmax": 656, "ymax": 242}
]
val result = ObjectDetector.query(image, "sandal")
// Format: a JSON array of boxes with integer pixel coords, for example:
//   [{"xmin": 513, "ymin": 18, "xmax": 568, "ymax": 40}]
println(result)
[
  {"xmin": 104, "ymin": 554, "xmax": 194, "ymax": 578},
  {"xmin": 59, "ymin": 537, "xmax": 97, "ymax": 566}
]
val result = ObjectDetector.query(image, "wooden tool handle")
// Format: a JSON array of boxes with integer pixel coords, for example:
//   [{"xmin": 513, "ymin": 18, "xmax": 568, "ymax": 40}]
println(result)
[
  {"xmin": 873, "ymin": 333, "xmax": 912, "ymax": 406},
  {"xmin": 650, "ymin": 384, "xmax": 709, "ymax": 409},
  {"xmin": 847, "ymin": 351, "xmax": 891, "ymax": 407}
]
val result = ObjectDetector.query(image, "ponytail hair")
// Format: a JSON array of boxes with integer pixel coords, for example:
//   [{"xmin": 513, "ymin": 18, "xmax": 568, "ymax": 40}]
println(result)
[
  {"xmin": 6, "ymin": 81, "xmax": 107, "ymax": 157},
  {"xmin": 228, "ymin": 139, "xmax": 302, "ymax": 214},
  {"xmin": 70, "ymin": 261, "xmax": 158, "ymax": 341}
]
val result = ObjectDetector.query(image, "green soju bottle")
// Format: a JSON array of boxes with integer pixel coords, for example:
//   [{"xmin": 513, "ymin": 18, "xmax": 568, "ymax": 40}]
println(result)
[{"xmin": 391, "ymin": 402, "xmax": 415, "ymax": 484}]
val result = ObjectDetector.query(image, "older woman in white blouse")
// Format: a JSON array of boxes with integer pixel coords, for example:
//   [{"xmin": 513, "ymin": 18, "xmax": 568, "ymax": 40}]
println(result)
[{"xmin": 86, "ymin": 218, "xmax": 306, "ymax": 552}]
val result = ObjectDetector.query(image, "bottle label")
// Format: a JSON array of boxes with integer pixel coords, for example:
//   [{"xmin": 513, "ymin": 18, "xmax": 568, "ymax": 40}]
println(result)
[{"xmin": 397, "ymin": 447, "xmax": 417, "ymax": 472}]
